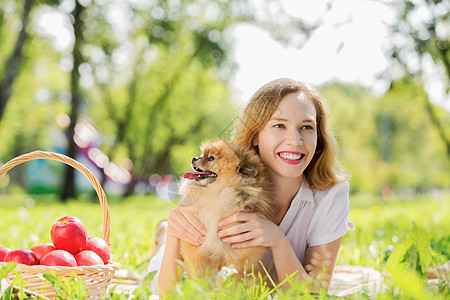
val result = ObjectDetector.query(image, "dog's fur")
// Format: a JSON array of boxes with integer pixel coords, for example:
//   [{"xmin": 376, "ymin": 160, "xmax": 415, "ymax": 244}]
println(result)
[{"xmin": 178, "ymin": 139, "xmax": 273, "ymax": 278}]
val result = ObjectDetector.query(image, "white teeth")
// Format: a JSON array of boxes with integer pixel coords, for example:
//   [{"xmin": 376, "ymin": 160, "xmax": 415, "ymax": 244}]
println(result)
[{"xmin": 279, "ymin": 153, "xmax": 302, "ymax": 160}]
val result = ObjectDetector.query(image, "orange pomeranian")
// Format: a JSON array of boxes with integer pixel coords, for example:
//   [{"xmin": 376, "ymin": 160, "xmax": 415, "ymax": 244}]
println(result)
[{"xmin": 178, "ymin": 139, "xmax": 273, "ymax": 278}]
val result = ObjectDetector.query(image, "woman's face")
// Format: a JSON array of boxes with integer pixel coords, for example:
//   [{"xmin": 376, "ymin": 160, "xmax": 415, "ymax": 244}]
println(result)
[{"xmin": 253, "ymin": 92, "xmax": 317, "ymax": 181}]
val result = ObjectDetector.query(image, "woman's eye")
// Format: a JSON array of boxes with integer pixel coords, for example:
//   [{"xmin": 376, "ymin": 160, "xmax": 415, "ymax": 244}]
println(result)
[
  {"xmin": 300, "ymin": 125, "xmax": 314, "ymax": 130},
  {"xmin": 274, "ymin": 124, "xmax": 285, "ymax": 128},
  {"xmin": 207, "ymin": 156, "xmax": 215, "ymax": 161}
]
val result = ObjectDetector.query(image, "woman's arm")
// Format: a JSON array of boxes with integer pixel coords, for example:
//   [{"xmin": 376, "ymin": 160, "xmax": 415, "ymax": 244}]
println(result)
[
  {"xmin": 157, "ymin": 235, "xmax": 182, "ymax": 297},
  {"xmin": 218, "ymin": 212, "xmax": 342, "ymax": 291},
  {"xmin": 271, "ymin": 235, "xmax": 342, "ymax": 291},
  {"xmin": 157, "ymin": 207, "xmax": 206, "ymax": 296}
]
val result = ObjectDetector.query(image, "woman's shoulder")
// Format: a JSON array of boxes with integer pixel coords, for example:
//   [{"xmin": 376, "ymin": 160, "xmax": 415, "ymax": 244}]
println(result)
[
  {"xmin": 313, "ymin": 181, "xmax": 349, "ymax": 198},
  {"xmin": 311, "ymin": 181, "xmax": 349, "ymax": 211},
  {"xmin": 306, "ymin": 181, "xmax": 351, "ymax": 246},
  {"xmin": 331, "ymin": 181, "xmax": 350, "ymax": 193}
]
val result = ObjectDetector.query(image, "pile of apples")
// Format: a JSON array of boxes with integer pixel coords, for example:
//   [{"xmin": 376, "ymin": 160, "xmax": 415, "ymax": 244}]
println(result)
[{"xmin": 0, "ymin": 216, "xmax": 112, "ymax": 267}]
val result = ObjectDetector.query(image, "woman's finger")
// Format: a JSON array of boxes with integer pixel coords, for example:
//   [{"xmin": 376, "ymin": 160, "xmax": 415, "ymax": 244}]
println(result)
[
  {"xmin": 218, "ymin": 222, "xmax": 251, "ymax": 238},
  {"xmin": 167, "ymin": 225, "xmax": 200, "ymax": 246},
  {"xmin": 218, "ymin": 212, "xmax": 251, "ymax": 227},
  {"xmin": 168, "ymin": 209, "xmax": 204, "ymax": 243},
  {"xmin": 179, "ymin": 208, "xmax": 207, "ymax": 235},
  {"xmin": 231, "ymin": 239, "xmax": 260, "ymax": 249},
  {"xmin": 167, "ymin": 208, "xmax": 206, "ymax": 244},
  {"xmin": 221, "ymin": 231, "xmax": 255, "ymax": 244}
]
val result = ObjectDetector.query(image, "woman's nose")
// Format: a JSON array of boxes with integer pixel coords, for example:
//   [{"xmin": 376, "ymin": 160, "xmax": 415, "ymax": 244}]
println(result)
[{"xmin": 287, "ymin": 130, "xmax": 303, "ymax": 145}]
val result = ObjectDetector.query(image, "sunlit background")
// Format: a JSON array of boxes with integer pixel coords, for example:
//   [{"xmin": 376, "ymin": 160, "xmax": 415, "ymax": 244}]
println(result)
[
  {"xmin": 0, "ymin": 0, "xmax": 448, "ymax": 199},
  {"xmin": 33, "ymin": 0, "xmax": 449, "ymax": 108},
  {"xmin": 232, "ymin": 0, "xmax": 447, "ymax": 110},
  {"xmin": 0, "ymin": 1, "xmax": 449, "ymax": 298}
]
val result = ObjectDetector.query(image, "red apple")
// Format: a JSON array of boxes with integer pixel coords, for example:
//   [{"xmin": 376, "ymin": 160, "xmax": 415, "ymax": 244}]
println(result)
[
  {"xmin": 84, "ymin": 237, "xmax": 111, "ymax": 264},
  {"xmin": 0, "ymin": 247, "xmax": 11, "ymax": 262},
  {"xmin": 51, "ymin": 216, "xmax": 87, "ymax": 254},
  {"xmin": 4, "ymin": 249, "xmax": 38, "ymax": 265},
  {"xmin": 74, "ymin": 250, "xmax": 104, "ymax": 266},
  {"xmin": 30, "ymin": 243, "xmax": 56, "ymax": 262},
  {"xmin": 40, "ymin": 250, "xmax": 77, "ymax": 267}
]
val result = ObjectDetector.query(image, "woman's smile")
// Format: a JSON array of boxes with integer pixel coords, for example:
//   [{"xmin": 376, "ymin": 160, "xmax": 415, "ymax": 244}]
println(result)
[{"xmin": 277, "ymin": 151, "xmax": 305, "ymax": 165}]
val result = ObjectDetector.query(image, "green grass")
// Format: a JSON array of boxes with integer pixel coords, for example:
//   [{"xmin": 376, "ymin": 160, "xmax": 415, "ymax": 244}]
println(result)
[{"xmin": 0, "ymin": 192, "xmax": 449, "ymax": 299}]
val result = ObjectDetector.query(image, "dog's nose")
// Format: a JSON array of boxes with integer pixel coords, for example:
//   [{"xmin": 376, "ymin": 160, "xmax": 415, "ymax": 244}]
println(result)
[{"xmin": 192, "ymin": 157, "xmax": 199, "ymax": 163}]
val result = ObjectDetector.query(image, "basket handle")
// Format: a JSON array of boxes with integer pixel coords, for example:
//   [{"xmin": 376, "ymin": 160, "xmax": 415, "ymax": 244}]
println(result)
[{"xmin": 0, "ymin": 150, "xmax": 111, "ymax": 245}]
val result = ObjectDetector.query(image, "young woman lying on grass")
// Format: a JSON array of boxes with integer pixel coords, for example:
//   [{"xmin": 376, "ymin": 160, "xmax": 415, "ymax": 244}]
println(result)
[{"xmin": 149, "ymin": 78, "xmax": 354, "ymax": 296}]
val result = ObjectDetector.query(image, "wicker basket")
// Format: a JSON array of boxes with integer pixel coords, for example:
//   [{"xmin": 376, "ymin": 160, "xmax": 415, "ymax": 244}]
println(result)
[{"xmin": 0, "ymin": 151, "xmax": 121, "ymax": 299}]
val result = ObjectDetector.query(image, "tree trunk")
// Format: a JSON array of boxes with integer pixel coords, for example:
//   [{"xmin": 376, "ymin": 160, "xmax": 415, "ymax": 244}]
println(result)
[
  {"xmin": 0, "ymin": 0, "xmax": 34, "ymax": 123},
  {"xmin": 123, "ymin": 173, "xmax": 139, "ymax": 197},
  {"xmin": 99, "ymin": 77, "xmax": 139, "ymax": 186},
  {"xmin": 423, "ymin": 95, "xmax": 450, "ymax": 161},
  {"xmin": 61, "ymin": 0, "xmax": 84, "ymax": 201}
]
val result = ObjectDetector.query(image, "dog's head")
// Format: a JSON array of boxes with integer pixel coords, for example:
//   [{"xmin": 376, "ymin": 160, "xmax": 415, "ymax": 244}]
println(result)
[{"xmin": 183, "ymin": 139, "xmax": 263, "ymax": 186}]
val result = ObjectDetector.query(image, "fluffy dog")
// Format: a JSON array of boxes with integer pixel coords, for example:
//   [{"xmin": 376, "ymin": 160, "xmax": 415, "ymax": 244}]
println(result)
[{"xmin": 178, "ymin": 139, "xmax": 273, "ymax": 278}]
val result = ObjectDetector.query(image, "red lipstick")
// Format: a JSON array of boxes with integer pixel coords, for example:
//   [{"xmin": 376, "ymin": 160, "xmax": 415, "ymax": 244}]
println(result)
[{"xmin": 277, "ymin": 151, "xmax": 305, "ymax": 165}]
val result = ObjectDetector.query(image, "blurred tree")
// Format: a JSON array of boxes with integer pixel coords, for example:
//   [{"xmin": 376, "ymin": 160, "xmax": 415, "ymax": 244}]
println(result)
[
  {"xmin": 374, "ymin": 77, "xmax": 449, "ymax": 191},
  {"xmin": 61, "ymin": 0, "xmax": 85, "ymax": 201},
  {"xmin": 0, "ymin": 0, "xmax": 319, "ymax": 198},
  {"xmin": 0, "ymin": 0, "xmax": 65, "ymax": 189},
  {"xmin": 84, "ymin": 0, "xmax": 236, "ymax": 195},
  {"xmin": 323, "ymin": 80, "xmax": 449, "ymax": 194},
  {"xmin": 387, "ymin": 0, "xmax": 450, "ymax": 160},
  {"xmin": 81, "ymin": 0, "xmax": 318, "ymax": 196},
  {"xmin": 0, "ymin": 0, "xmax": 34, "ymax": 123},
  {"xmin": 0, "ymin": 0, "xmax": 60, "ymax": 124},
  {"xmin": 322, "ymin": 83, "xmax": 380, "ymax": 194}
]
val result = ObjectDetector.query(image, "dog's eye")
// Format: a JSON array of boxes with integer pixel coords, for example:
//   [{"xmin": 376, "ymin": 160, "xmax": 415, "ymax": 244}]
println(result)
[{"xmin": 207, "ymin": 156, "xmax": 215, "ymax": 161}]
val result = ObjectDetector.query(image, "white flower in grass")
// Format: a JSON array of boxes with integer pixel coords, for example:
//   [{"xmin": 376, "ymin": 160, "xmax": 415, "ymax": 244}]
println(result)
[
  {"xmin": 1, "ymin": 278, "xmax": 10, "ymax": 296},
  {"xmin": 369, "ymin": 244, "xmax": 379, "ymax": 259},
  {"xmin": 218, "ymin": 265, "xmax": 238, "ymax": 279}
]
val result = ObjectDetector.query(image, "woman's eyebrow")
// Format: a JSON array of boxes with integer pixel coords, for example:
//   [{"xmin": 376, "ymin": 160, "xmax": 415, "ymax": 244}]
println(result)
[
  {"xmin": 270, "ymin": 117, "xmax": 315, "ymax": 122},
  {"xmin": 269, "ymin": 117, "xmax": 288, "ymax": 121}
]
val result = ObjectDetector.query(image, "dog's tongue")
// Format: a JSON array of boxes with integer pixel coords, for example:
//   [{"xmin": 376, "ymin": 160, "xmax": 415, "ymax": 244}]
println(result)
[{"xmin": 183, "ymin": 172, "xmax": 211, "ymax": 180}]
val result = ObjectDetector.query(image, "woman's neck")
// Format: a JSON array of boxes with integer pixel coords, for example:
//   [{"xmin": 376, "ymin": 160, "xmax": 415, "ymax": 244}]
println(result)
[{"xmin": 269, "ymin": 173, "xmax": 303, "ymax": 224}]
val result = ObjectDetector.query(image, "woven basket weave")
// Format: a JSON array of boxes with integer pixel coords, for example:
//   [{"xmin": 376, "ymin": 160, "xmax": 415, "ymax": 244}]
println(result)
[{"xmin": 0, "ymin": 151, "xmax": 120, "ymax": 299}]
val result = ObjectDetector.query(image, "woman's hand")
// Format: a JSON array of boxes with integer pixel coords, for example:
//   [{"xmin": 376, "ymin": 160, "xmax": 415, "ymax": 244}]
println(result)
[
  {"xmin": 217, "ymin": 211, "xmax": 284, "ymax": 248},
  {"xmin": 167, "ymin": 207, "xmax": 206, "ymax": 246}
]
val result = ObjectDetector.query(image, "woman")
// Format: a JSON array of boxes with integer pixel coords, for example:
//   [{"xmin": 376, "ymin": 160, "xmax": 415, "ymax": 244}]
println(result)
[{"xmin": 153, "ymin": 78, "xmax": 354, "ymax": 296}]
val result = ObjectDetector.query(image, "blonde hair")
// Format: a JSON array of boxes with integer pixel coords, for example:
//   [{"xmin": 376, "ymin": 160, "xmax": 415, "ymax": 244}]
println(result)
[{"xmin": 232, "ymin": 78, "xmax": 349, "ymax": 190}]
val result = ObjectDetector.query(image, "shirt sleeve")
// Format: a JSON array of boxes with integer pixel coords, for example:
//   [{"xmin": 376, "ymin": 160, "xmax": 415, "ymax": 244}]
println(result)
[{"xmin": 306, "ymin": 181, "xmax": 352, "ymax": 247}]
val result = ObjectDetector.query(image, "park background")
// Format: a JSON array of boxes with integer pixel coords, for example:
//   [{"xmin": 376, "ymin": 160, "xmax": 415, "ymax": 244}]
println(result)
[{"xmin": 0, "ymin": 0, "xmax": 448, "ymax": 298}]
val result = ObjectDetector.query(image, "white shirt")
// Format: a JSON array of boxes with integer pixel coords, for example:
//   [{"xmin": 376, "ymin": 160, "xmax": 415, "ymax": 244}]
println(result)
[{"xmin": 266, "ymin": 179, "xmax": 354, "ymax": 282}]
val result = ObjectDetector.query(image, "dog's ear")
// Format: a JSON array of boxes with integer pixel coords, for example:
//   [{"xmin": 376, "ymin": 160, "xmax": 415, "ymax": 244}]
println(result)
[
  {"xmin": 237, "ymin": 148, "xmax": 259, "ymax": 178},
  {"xmin": 239, "ymin": 164, "xmax": 258, "ymax": 178}
]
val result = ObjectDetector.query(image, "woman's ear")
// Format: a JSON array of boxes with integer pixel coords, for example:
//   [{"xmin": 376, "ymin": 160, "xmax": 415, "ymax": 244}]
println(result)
[{"xmin": 252, "ymin": 134, "xmax": 259, "ymax": 147}]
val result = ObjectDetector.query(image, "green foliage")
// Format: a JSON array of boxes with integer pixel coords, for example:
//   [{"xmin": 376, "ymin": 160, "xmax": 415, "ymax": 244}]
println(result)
[
  {"xmin": 340, "ymin": 193, "xmax": 449, "ymax": 267},
  {"xmin": 0, "ymin": 2, "xmax": 68, "ymax": 160},
  {"xmin": 384, "ymin": 229, "xmax": 447, "ymax": 299},
  {"xmin": 43, "ymin": 272, "xmax": 87, "ymax": 299},
  {"xmin": 0, "ymin": 0, "xmax": 448, "ymax": 197},
  {"xmin": 373, "ymin": 78, "xmax": 449, "ymax": 190},
  {"xmin": 386, "ymin": 229, "xmax": 433, "ymax": 279},
  {"xmin": 0, "ymin": 193, "xmax": 448, "ymax": 299},
  {"xmin": 0, "ymin": 262, "xmax": 18, "ymax": 299},
  {"xmin": 389, "ymin": 0, "xmax": 449, "ymax": 76},
  {"xmin": 322, "ymin": 80, "xmax": 449, "ymax": 194},
  {"xmin": 323, "ymin": 83, "xmax": 380, "ymax": 193}
]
